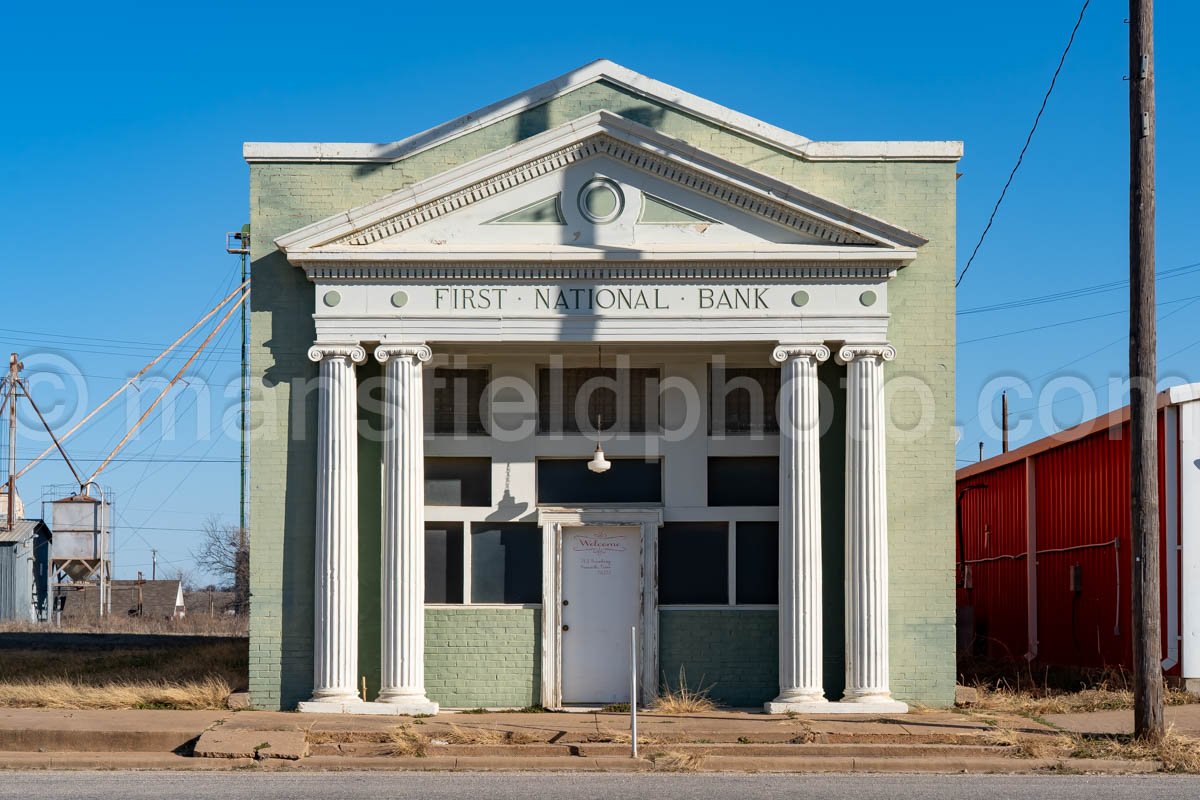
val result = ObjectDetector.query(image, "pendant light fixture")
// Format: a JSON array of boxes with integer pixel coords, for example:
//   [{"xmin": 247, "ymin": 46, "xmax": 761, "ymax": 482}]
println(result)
[
  {"xmin": 587, "ymin": 344, "xmax": 611, "ymax": 473},
  {"xmin": 588, "ymin": 413, "xmax": 611, "ymax": 474}
]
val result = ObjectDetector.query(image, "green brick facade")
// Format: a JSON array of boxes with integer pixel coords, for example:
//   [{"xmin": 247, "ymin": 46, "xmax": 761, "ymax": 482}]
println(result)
[
  {"xmin": 659, "ymin": 611, "xmax": 778, "ymax": 708},
  {"xmin": 247, "ymin": 76, "xmax": 956, "ymax": 710},
  {"xmin": 425, "ymin": 609, "xmax": 541, "ymax": 709}
]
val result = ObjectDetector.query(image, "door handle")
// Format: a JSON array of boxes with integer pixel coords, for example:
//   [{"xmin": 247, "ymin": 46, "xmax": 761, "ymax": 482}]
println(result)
[{"xmin": 562, "ymin": 624, "xmax": 570, "ymax": 632}]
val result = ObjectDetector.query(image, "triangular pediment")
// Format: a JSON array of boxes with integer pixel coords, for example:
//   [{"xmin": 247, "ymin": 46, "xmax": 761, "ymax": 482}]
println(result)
[{"xmin": 276, "ymin": 112, "xmax": 927, "ymax": 267}]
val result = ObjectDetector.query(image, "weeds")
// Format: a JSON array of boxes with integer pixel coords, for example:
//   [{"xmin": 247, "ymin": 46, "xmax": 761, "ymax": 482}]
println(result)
[
  {"xmin": 652, "ymin": 668, "xmax": 716, "ymax": 714},
  {"xmin": 650, "ymin": 750, "xmax": 706, "ymax": 771},
  {"xmin": 384, "ymin": 726, "xmax": 428, "ymax": 757}
]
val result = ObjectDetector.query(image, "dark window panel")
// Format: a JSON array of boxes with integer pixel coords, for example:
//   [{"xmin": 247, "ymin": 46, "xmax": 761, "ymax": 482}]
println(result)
[
  {"xmin": 707, "ymin": 457, "xmax": 780, "ymax": 507},
  {"xmin": 432, "ymin": 368, "xmax": 488, "ymax": 435},
  {"xmin": 658, "ymin": 522, "xmax": 728, "ymax": 605},
  {"xmin": 424, "ymin": 457, "xmax": 491, "ymax": 507},
  {"xmin": 425, "ymin": 523, "xmax": 464, "ymax": 604},
  {"xmin": 469, "ymin": 523, "xmax": 542, "ymax": 604},
  {"xmin": 536, "ymin": 458, "xmax": 662, "ymax": 504},
  {"xmin": 735, "ymin": 522, "xmax": 779, "ymax": 605},
  {"xmin": 538, "ymin": 367, "xmax": 660, "ymax": 433},
  {"xmin": 709, "ymin": 366, "xmax": 780, "ymax": 435}
]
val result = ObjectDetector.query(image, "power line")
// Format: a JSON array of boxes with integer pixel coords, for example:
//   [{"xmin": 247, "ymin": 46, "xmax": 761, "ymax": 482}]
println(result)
[
  {"xmin": 955, "ymin": 0, "xmax": 1091, "ymax": 288},
  {"xmin": 958, "ymin": 294, "xmax": 1200, "ymax": 345},
  {"xmin": 958, "ymin": 260, "xmax": 1200, "ymax": 316}
]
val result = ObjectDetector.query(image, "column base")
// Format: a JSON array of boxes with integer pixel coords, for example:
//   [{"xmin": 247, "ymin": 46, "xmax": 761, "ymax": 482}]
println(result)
[
  {"xmin": 298, "ymin": 699, "xmax": 439, "ymax": 716},
  {"xmin": 764, "ymin": 692, "xmax": 830, "ymax": 714},
  {"xmin": 375, "ymin": 691, "xmax": 440, "ymax": 716},
  {"xmin": 765, "ymin": 698, "xmax": 909, "ymax": 715}
]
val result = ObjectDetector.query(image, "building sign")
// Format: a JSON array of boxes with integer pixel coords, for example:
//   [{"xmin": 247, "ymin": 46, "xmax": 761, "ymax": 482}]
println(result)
[{"xmin": 330, "ymin": 282, "xmax": 886, "ymax": 318}]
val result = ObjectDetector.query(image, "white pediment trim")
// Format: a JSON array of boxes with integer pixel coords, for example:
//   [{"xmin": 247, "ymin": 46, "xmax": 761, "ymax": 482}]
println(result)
[
  {"xmin": 244, "ymin": 59, "xmax": 962, "ymax": 164},
  {"xmin": 276, "ymin": 112, "xmax": 926, "ymax": 267}
]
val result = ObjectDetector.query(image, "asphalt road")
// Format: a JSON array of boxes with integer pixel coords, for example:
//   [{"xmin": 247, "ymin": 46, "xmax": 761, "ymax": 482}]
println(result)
[{"xmin": 0, "ymin": 772, "xmax": 1196, "ymax": 799}]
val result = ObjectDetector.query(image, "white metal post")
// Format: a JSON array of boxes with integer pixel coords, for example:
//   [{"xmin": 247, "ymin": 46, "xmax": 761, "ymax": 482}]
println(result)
[{"xmin": 630, "ymin": 625, "xmax": 638, "ymax": 759}]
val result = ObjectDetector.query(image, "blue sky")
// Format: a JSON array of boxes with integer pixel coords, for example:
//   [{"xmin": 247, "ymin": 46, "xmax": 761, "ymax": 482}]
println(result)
[{"xmin": 1, "ymin": 1, "xmax": 1196, "ymax": 582}]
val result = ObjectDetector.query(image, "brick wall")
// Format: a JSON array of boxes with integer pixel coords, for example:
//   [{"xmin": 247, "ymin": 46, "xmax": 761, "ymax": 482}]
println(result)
[
  {"xmin": 659, "ymin": 610, "xmax": 778, "ymax": 708},
  {"xmin": 424, "ymin": 608, "xmax": 541, "ymax": 709}
]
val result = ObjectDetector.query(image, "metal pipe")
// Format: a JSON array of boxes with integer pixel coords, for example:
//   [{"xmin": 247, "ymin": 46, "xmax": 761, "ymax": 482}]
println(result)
[
  {"xmin": 80, "ymin": 480, "xmax": 107, "ymax": 618},
  {"xmin": 630, "ymin": 625, "xmax": 638, "ymax": 760}
]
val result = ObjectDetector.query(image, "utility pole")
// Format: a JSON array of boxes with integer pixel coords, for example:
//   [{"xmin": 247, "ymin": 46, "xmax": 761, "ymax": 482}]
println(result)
[
  {"xmin": 6, "ymin": 354, "xmax": 21, "ymax": 532},
  {"xmin": 1001, "ymin": 391, "xmax": 1010, "ymax": 454},
  {"xmin": 151, "ymin": 549, "xmax": 157, "ymax": 581},
  {"xmin": 1129, "ymin": 0, "xmax": 1163, "ymax": 742}
]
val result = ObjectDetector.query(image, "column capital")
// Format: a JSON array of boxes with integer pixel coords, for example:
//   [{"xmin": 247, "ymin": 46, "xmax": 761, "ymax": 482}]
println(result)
[
  {"xmin": 308, "ymin": 343, "xmax": 367, "ymax": 364},
  {"xmin": 835, "ymin": 344, "xmax": 896, "ymax": 365},
  {"xmin": 375, "ymin": 343, "xmax": 433, "ymax": 364},
  {"xmin": 771, "ymin": 343, "xmax": 831, "ymax": 365}
]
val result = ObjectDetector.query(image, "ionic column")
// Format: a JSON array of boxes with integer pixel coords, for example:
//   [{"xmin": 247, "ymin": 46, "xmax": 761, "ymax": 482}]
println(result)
[
  {"xmin": 302, "ymin": 343, "xmax": 366, "ymax": 707},
  {"xmin": 766, "ymin": 344, "xmax": 831, "ymax": 713},
  {"xmin": 837, "ymin": 344, "xmax": 906, "ymax": 710},
  {"xmin": 375, "ymin": 344, "xmax": 439, "ymax": 714}
]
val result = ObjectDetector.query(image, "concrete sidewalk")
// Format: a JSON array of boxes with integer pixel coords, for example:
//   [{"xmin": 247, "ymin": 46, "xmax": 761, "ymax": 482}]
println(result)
[
  {"xmin": 1045, "ymin": 704, "xmax": 1200, "ymax": 736},
  {"xmin": 0, "ymin": 706, "xmax": 1177, "ymax": 774}
]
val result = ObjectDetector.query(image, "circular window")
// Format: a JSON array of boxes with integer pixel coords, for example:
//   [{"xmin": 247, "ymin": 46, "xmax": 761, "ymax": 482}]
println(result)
[{"xmin": 577, "ymin": 178, "xmax": 624, "ymax": 224}]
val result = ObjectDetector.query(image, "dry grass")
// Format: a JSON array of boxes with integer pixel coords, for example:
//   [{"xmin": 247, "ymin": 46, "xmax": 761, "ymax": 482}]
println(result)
[
  {"xmin": 982, "ymin": 725, "xmax": 1200, "ymax": 773},
  {"xmin": 384, "ymin": 726, "xmax": 428, "ymax": 757},
  {"xmin": 970, "ymin": 684, "xmax": 1195, "ymax": 717},
  {"xmin": 1069, "ymin": 726, "xmax": 1200, "ymax": 773},
  {"xmin": 595, "ymin": 726, "xmax": 660, "ymax": 746},
  {"xmin": 650, "ymin": 750, "xmax": 706, "ymax": 771},
  {"xmin": 0, "ymin": 616, "xmax": 247, "ymax": 636},
  {"xmin": 0, "ymin": 634, "xmax": 246, "ymax": 709},
  {"xmin": 652, "ymin": 668, "xmax": 717, "ymax": 714},
  {"xmin": 442, "ymin": 724, "xmax": 534, "ymax": 745},
  {"xmin": 0, "ymin": 675, "xmax": 232, "ymax": 710}
]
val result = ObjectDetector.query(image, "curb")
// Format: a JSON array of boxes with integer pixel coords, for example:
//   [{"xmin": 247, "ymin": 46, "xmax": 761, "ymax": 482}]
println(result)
[{"xmin": 0, "ymin": 751, "xmax": 1166, "ymax": 774}]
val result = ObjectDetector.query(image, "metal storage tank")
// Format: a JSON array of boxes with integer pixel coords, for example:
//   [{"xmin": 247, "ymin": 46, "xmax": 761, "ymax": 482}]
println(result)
[
  {"xmin": 956, "ymin": 383, "xmax": 1200, "ymax": 690},
  {"xmin": 0, "ymin": 519, "xmax": 52, "ymax": 622},
  {"xmin": 48, "ymin": 492, "xmax": 111, "ymax": 582}
]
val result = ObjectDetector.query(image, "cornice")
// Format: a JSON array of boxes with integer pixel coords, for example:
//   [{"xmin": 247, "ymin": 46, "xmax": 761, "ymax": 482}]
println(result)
[{"xmin": 302, "ymin": 263, "xmax": 901, "ymax": 281}]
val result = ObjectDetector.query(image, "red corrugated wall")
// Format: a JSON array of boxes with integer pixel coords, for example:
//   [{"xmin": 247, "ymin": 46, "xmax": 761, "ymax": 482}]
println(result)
[{"xmin": 956, "ymin": 411, "xmax": 1179, "ymax": 674}]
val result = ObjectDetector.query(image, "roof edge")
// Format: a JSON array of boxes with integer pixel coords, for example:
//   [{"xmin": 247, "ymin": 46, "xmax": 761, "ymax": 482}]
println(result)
[
  {"xmin": 244, "ymin": 59, "xmax": 963, "ymax": 165},
  {"xmin": 956, "ymin": 382, "xmax": 1200, "ymax": 480}
]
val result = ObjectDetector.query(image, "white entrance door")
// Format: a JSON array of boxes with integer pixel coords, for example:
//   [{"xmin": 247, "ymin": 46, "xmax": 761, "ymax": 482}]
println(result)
[{"xmin": 560, "ymin": 527, "xmax": 641, "ymax": 704}]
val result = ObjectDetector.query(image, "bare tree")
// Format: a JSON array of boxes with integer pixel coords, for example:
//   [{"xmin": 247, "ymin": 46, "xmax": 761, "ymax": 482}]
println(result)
[{"xmin": 192, "ymin": 515, "xmax": 249, "ymax": 614}]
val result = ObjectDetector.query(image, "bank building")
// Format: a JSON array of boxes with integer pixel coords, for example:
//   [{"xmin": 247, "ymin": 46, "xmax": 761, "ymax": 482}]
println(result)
[{"xmin": 245, "ymin": 61, "xmax": 961, "ymax": 713}]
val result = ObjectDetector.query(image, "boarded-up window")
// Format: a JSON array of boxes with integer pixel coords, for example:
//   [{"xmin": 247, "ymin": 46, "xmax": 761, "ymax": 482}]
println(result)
[
  {"xmin": 536, "ymin": 458, "xmax": 662, "ymax": 504},
  {"xmin": 425, "ymin": 457, "xmax": 491, "ymax": 507},
  {"xmin": 709, "ymin": 366, "xmax": 780, "ymax": 435},
  {"xmin": 432, "ymin": 368, "xmax": 488, "ymax": 435},
  {"xmin": 735, "ymin": 522, "xmax": 778, "ymax": 605},
  {"xmin": 658, "ymin": 522, "xmax": 729, "ymax": 605},
  {"xmin": 537, "ymin": 367, "xmax": 659, "ymax": 433},
  {"xmin": 707, "ymin": 457, "xmax": 780, "ymax": 507},
  {"xmin": 425, "ymin": 523, "xmax": 464, "ymax": 604},
  {"xmin": 469, "ymin": 523, "xmax": 542, "ymax": 604}
]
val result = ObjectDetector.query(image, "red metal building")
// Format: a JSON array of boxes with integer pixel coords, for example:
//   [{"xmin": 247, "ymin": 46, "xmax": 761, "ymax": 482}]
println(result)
[{"xmin": 956, "ymin": 383, "xmax": 1200, "ymax": 689}]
